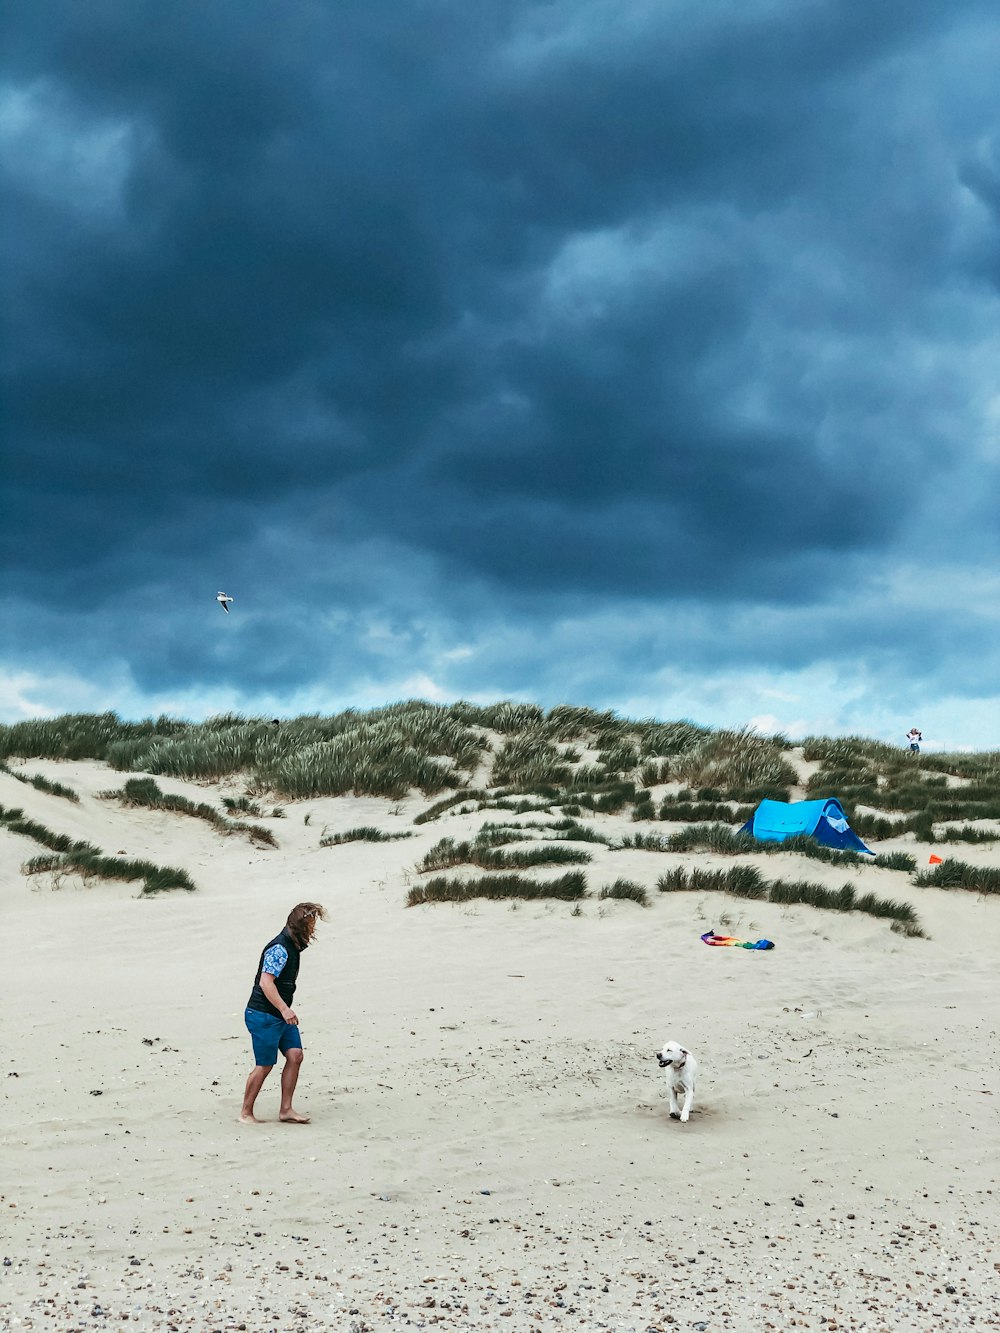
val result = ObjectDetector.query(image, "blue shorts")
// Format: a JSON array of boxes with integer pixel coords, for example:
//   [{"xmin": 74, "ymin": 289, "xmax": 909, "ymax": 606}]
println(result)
[{"xmin": 245, "ymin": 1007, "xmax": 302, "ymax": 1067}]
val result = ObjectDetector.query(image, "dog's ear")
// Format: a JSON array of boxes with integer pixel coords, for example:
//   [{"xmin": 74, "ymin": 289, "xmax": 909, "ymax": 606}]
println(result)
[{"xmin": 680, "ymin": 1047, "xmax": 690, "ymax": 1056}]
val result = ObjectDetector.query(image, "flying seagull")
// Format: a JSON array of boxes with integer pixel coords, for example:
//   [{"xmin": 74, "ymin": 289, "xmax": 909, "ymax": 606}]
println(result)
[{"xmin": 216, "ymin": 591, "xmax": 234, "ymax": 613}]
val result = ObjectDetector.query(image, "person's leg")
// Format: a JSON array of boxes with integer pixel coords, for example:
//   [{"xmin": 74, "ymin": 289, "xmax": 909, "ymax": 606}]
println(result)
[
  {"xmin": 241, "ymin": 1009, "xmax": 282, "ymax": 1122},
  {"xmin": 277, "ymin": 1024, "xmax": 308, "ymax": 1123},
  {"xmin": 240, "ymin": 1064, "xmax": 274, "ymax": 1122},
  {"xmin": 278, "ymin": 1049, "xmax": 308, "ymax": 1122}
]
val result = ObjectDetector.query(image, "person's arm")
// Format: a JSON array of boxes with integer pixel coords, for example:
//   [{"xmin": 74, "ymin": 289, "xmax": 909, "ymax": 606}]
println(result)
[
  {"xmin": 257, "ymin": 943, "xmax": 297, "ymax": 1024},
  {"xmin": 259, "ymin": 972, "xmax": 298, "ymax": 1024}
]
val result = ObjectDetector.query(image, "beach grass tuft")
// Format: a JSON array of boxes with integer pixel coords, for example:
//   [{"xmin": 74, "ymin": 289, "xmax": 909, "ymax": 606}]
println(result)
[
  {"xmin": 0, "ymin": 765, "xmax": 80, "ymax": 802},
  {"xmin": 418, "ymin": 835, "xmax": 591, "ymax": 873},
  {"xmin": 912, "ymin": 858, "xmax": 1000, "ymax": 894},
  {"xmin": 102, "ymin": 777, "xmax": 278, "ymax": 846},
  {"xmin": 0, "ymin": 804, "xmax": 98, "ymax": 855},
  {"xmin": 490, "ymin": 732, "xmax": 572, "ymax": 788},
  {"xmin": 615, "ymin": 831, "xmax": 668, "ymax": 851},
  {"xmin": 670, "ymin": 727, "xmax": 796, "ymax": 799},
  {"xmin": 12, "ymin": 814, "xmax": 196, "ymax": 895},
  {"xmin": 407, "ymin": 869, "xmax": 588, "ymax": 906},
  {"xmin": 598, "ymin": 878, "xmax": 649, "ymax": 906},
  {"xmin": 656, "ymin": 863, "xmax": 922, "ymax": 932},
  {"xmin": 319, "ymin": 826, "xmax": 414, "ymax": 845},
  {"xmin": 223, "ymin": 795, "xmax": 263, "ymax": 816}
]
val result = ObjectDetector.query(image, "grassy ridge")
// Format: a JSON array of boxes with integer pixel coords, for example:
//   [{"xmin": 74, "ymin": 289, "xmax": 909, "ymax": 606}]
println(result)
[
  {"xmin": 912, "ymin": 858, "xmax": 1000, "ymax": 894},
  {"xmin": 105, "ymin": 777, "xmax": 277, "ymax": 846},
  {"xmin": 599, "ymin": 878, "xmax": 648, "ymax": 906},
  {"xmin": 0, "ymin": 804, "xmax": 97, "ymax": 856},
  {"xmin": 802, "ymin": 736, "xmax": 1000, "ymax": 844},
  {"xmin": 656, "ymin": 864, "xmax": 922, "ymax": 933},
  {"xmin": 0, "ymin": 705, "xmax": 780, "ymax": 804},
  {"xmin": 407, "ymin": 870, "xmax": 588, "ymax": 906},
  {"xmin": 24, "ymin": 852, "xmax": 195, "ymax": 895},
  {"xmin": 320, "ymin": 827, "xmax": 413, "ymax": 845},
  {"xmin": 418, "ymin": 834, "xmax": 591, "ymax": 873},
  {"xmin": 0, "ymin": 803, "xmax": 194, "ymax": 895},
  {"xmin": 0, "ymin": 764, "xmax": 79, "ymax": 801},
  {"xmin": 635, "ymin": 823, "xmax": 916, "ymax": 871},
  {"xmin": 4, "ymin": 708, "xmax": 1000, "ymax": 870}
]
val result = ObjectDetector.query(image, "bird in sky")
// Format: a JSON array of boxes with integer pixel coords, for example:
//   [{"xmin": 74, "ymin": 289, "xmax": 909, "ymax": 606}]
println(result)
[{"xmin": 216, "ymin": 591, "xmax": 234, "ymax": 613}]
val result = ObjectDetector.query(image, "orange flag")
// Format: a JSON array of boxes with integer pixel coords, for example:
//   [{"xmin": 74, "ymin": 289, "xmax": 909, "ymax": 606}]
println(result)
[{"xmin": 929, "ymin": 854, "xmax": 943, "ymax": 865}]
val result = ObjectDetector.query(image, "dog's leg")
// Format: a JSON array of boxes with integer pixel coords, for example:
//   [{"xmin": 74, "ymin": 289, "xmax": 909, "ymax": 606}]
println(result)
[
  {"xmin": 679, "ymin": 1085, "xmax": 693, "ymax": 1122},
  {"xmin": 668, "ymin": 1082, "xmax": 680, "ymax": 1120}
]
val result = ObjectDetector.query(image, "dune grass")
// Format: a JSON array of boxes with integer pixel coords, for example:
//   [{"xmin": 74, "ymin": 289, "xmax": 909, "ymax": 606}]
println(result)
[
  {"xmin": 656, "ymin": 863, "xmax": 922, "ymax": 932},
  {"xmin": 0, "ymin": 711, "xmax": 187, "ymax": 763},
  {"xmin": 491, "ymin": 732, "xmax": 572, "ymax": 788},
  {"xmin": 414, "ymin": 790, "xmax": 486, "ymax": 824},
  {"xmin": 0, "ymin": 804, "xmax": 98, "ymax": 855},
  {"xmin": 912, "ymin": 858, "xmax": 1000, "ymax": 894},
  {"xmin": 640, "ymin": 759, "xmax": 672, "ymax": 786},
  {"xmin": 543, "ymin": 704, "xmax": 617, "ymax": 740},
  {"xmin": 598, "ymin": 878, "xmax": 649, "ymax": 906},
  {"xmin": 933, "ymin": 825, "xmax": 1000, "ymax": 844},
  {"xmin": 3, "ymin": 705, "xmax": 485, "ymax": 799},
  {"xmin": 1, "ymin": 801, "xmax": 195, "ymax": 894},
  {"xmin": 637, "ymin": 719, "xmax": 710, "ymax": 757},
  {"xmin": 103, "ymin": 777, "xmax": 277, "ymax": 847},
  {"xmin": 223, "ymin": 795, "xmax": 264, "ymax": 816},
  {"xmin": 568, "ymin": 781, "xmax": 636, "ymax": 814},
  {"xmin": 319, "ymin": 826, "xmax": 414, "ymax": 846},
  {"xmin": 23, "ymin": 851, "xmax": 195, "ymax": 895},
  {"xmin": 0, "ymin": 764, "xmax": 80, "ymax": 802},
  {"xmin": 25, "ymin": 774, "xmax": 80, "ymax": 801},
  {"xmin": 615, "ymin": 831, "xmax": 669, "ymax": 851},
  {"xmin": 658, "ymin": 798, "xmax": 757, "ymax": 823},
  {"xmin": 407, "ymin": 869, "xmax": 588, "ymax": 906},
  {"xmin": 878, "ymin": 850, "xmax": 920, "ymax": 871},
  {"xmin": 597, "ymin": 743, "xmax": 639, "ymax": 775},
  {"xmin": 615, "ymin": 823, "xmax": 916, "ymax": 870},
  {"xmin": 671, "ymin": 727, "xmax": 796, "ymax": 800},
  {"xmin": 802, "ymin": 736, "xmax": 1000, "ymax": 849},
  {"xmin": 849, "ymin": 811, "xmax": 909, "ymax": 840},
  {"xmin": 418, "ymin": 835, "xmax": 591, "ymax": 873},
  {"xmin": 471, "ymin": 796, "xmax": 558, "ymax": 817},
  {"xmin": 254, "ymin": 709, "xmax": 480, "ymax": 798},
  {"xmin": 486, "ymin": 817, "xmax": 613, "ymax": 845},
  {"xmin": 661, "ymin": 824, "xmax": 755, "ymax": 854},
  {"xmin": 7, "ymin": 706, "xmax": 1000, "ymax": 861}
]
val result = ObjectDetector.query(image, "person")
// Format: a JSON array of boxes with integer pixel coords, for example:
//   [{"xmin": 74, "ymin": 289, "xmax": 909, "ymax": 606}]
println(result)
[
  {"xmin": 906, "ymin": 727, "xmax": 922, "ymax": 754},
  {"xmin": 240, "ymin": 902, "xmax": 328, "ymax": 1124}
]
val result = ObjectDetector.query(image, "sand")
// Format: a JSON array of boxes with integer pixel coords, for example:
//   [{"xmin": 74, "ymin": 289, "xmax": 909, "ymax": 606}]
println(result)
[{"xmin": 1, "ymin": 758, "xmax": 999, "ymax": 1332}]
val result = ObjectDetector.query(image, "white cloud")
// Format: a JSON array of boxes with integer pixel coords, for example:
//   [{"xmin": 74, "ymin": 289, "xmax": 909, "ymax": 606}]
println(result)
[{"xmin": 0, "ymin": 79, "xmax": 139, "ymax": 220}]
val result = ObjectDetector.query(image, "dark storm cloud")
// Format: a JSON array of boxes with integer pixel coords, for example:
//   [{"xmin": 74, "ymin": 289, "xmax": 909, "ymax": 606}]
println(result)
[{"xmin": 3, "ymin": 0, "xmax": 1000, "ymax": 720}]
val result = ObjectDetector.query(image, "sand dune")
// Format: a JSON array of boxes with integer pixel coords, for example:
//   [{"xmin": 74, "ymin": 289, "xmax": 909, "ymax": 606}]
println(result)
[{"xmin": 2, "ymin": 758, "xmax": 998, "ymax": 1331}]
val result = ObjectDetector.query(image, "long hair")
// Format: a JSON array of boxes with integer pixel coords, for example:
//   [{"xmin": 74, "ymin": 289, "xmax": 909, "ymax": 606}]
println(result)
[{"xmin": 285, "ymin": 901, "xmax": 328, "ymax": 949}]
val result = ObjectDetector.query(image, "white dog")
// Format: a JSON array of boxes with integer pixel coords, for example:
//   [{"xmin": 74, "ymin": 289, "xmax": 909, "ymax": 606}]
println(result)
[{"xmin": 656, "ymin": 1041, "xmax": 698, "ymax": 1122}]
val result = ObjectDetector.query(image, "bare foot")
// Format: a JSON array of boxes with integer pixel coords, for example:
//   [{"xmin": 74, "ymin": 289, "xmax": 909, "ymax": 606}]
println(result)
[
  {"xmin": 279, "ymin": 1110, "xmax": 311, "ymax": 1124},
  {"xmin": 238, "ymin": 1111, "xmax": 265, "ymax": 1123}
]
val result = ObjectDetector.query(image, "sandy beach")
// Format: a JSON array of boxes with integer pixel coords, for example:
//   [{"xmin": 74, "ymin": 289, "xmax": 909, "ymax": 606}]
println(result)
[{"xmin": 2, "ymin": 755, "xmax": 999, "ymax": 1332}]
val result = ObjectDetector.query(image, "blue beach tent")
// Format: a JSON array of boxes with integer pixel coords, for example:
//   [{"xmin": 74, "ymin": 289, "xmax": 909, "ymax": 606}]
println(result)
[{"xmin": 739, "ymin": 798, "xmax": 873, "ymax": 855}]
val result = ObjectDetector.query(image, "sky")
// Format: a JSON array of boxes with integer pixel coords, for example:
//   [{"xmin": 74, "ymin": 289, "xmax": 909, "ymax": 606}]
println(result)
[{"xmin": 3, "ymin": 0, "xmax": 1000, "ymax": 747}]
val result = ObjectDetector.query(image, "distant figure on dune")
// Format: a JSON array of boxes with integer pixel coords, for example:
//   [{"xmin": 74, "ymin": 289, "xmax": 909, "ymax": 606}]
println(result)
[
  {"xmin": 240, "ymin": 902, "xmax": 328, "ymax": 1125},
  {"xmin": 216, "ymin": 591, "xmax": 234, "ymax": 613},
  {"xmin": 906, "ymin": 727, "xmax": 922, "ymax": 754}
]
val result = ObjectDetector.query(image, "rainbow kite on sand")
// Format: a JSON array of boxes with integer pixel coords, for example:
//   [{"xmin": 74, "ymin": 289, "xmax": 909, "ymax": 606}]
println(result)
[{"xmin": 701, "ymin": 930, "xmax": 774, "ymax": 950}]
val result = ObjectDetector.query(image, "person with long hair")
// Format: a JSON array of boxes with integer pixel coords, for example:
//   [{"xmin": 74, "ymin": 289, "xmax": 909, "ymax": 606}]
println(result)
[{"xmin": 240, "ymin": 902, "xmax": 328, "ymax": 1124}]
